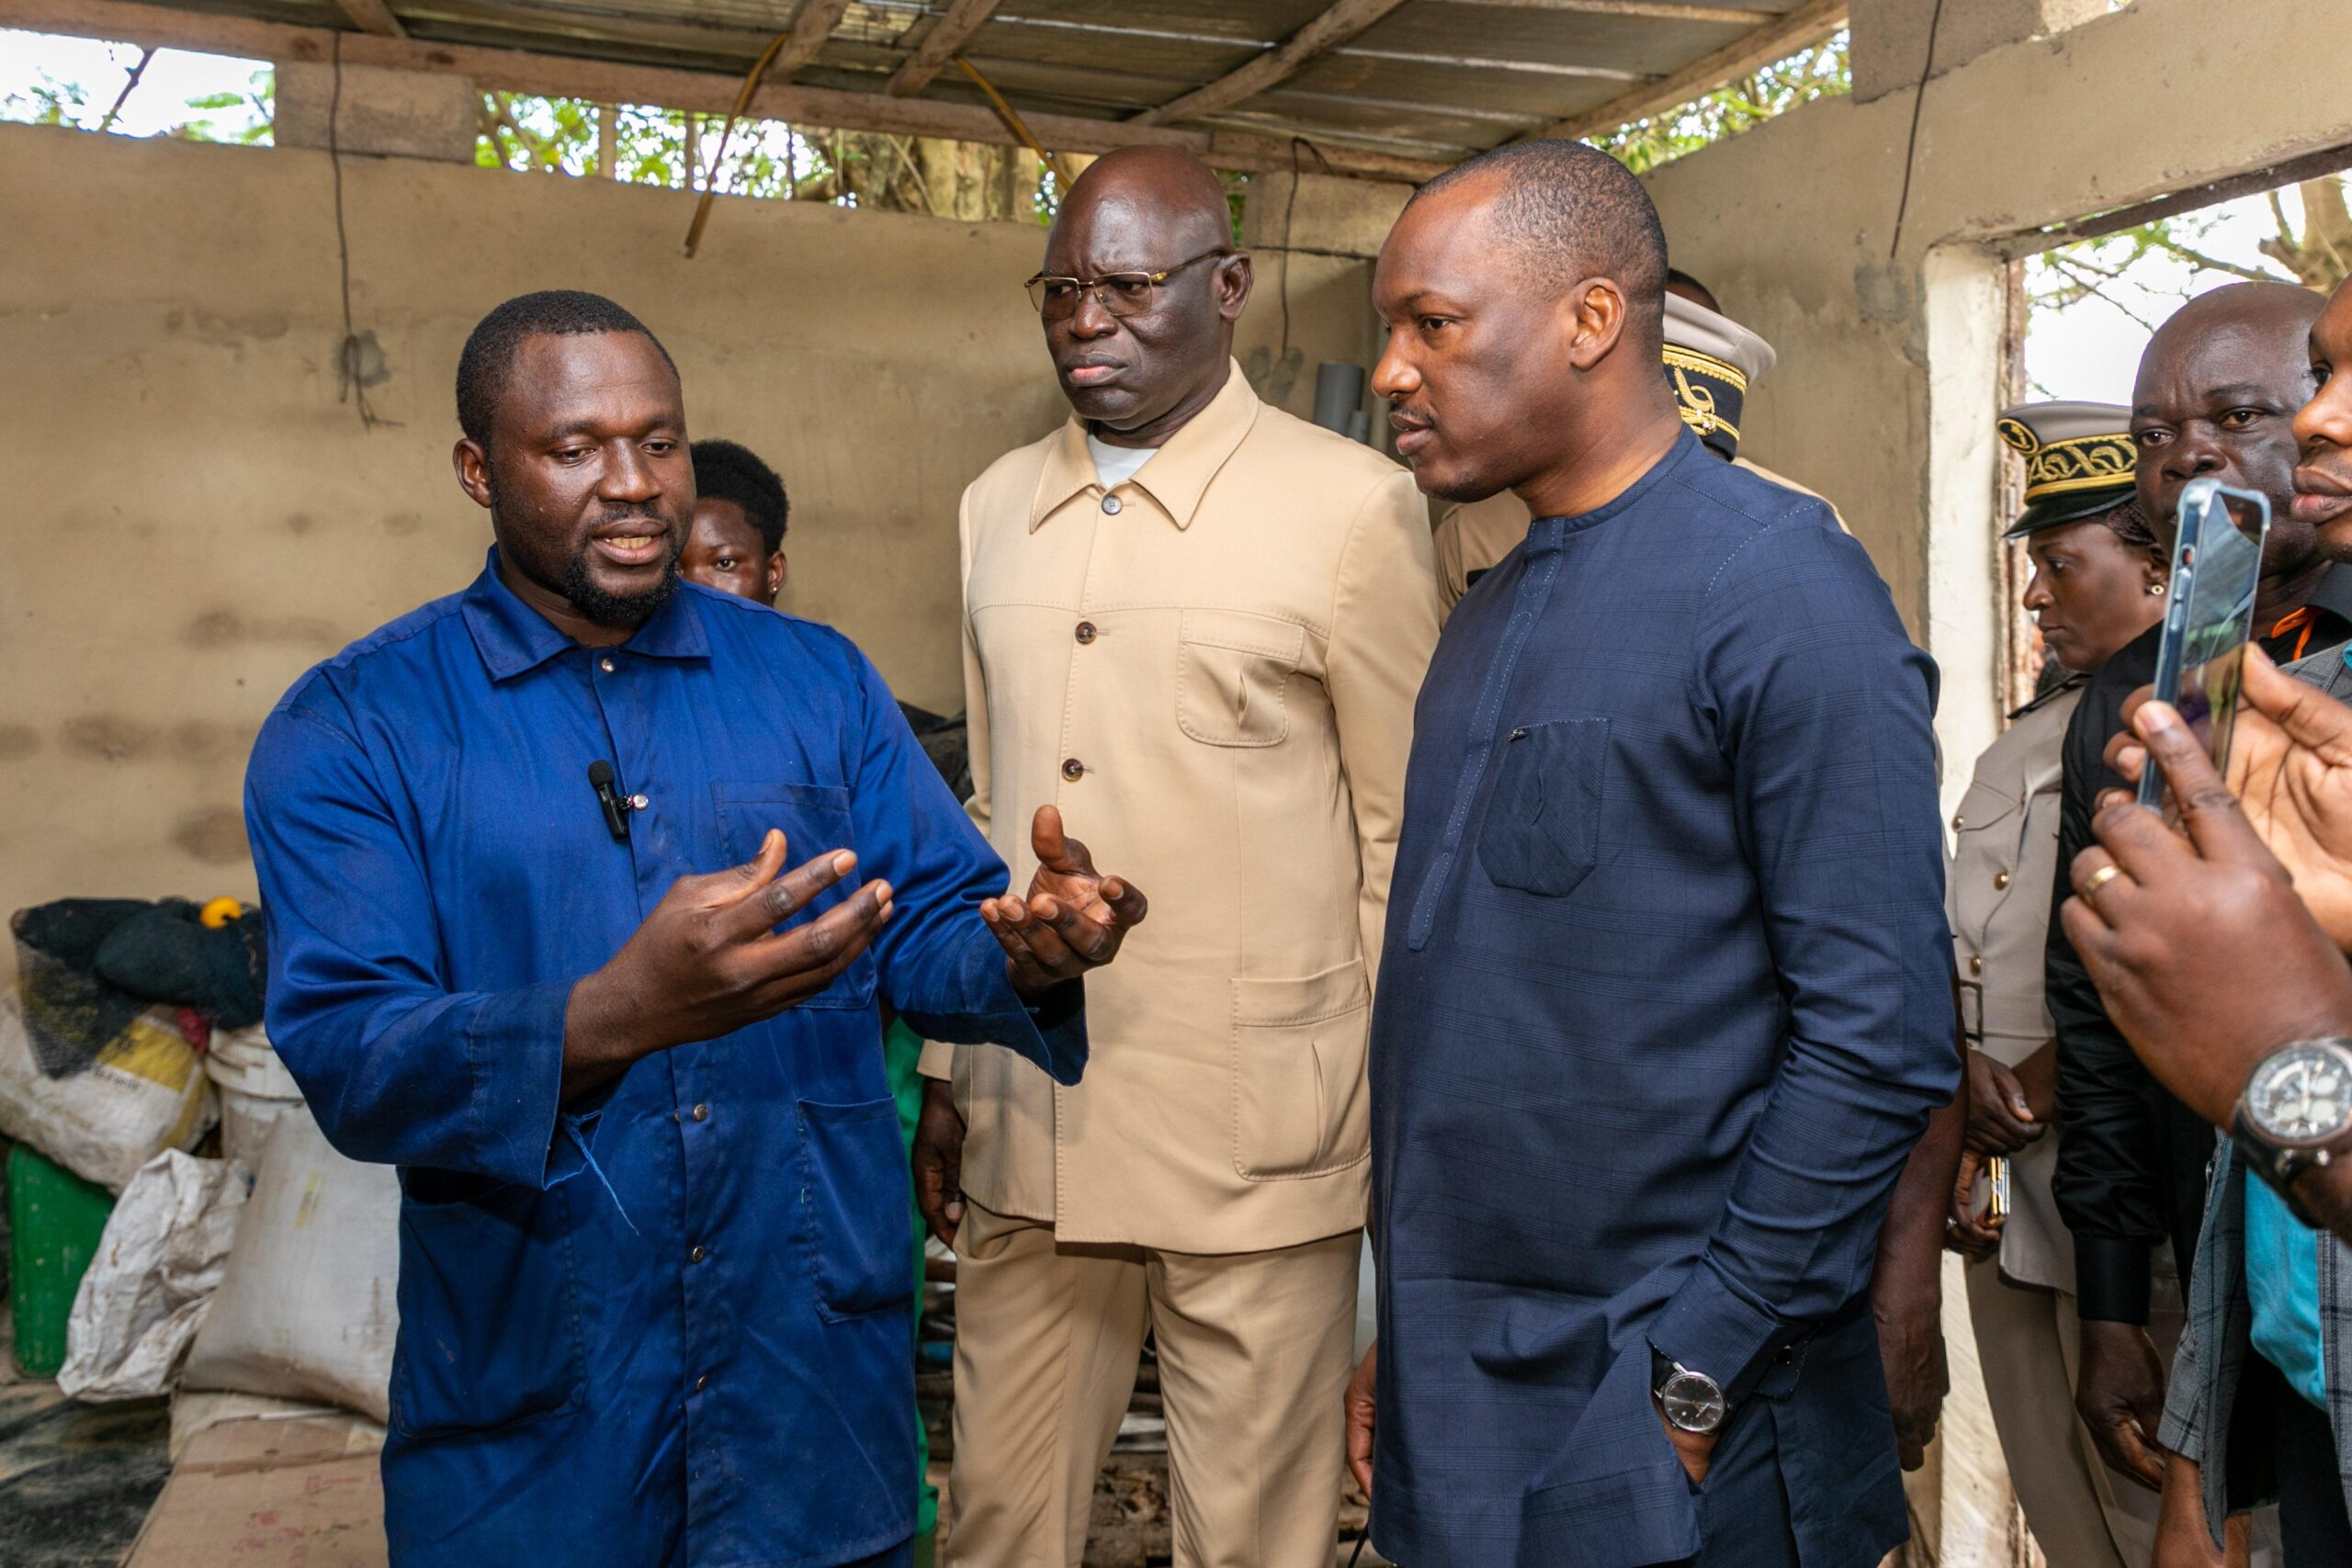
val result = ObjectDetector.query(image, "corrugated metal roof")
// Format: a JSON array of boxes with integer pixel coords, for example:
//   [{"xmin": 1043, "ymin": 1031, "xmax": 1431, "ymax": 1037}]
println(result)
[{"xmin": 123, "ymin": 0, "xmax": 1839, "ymax": 168}]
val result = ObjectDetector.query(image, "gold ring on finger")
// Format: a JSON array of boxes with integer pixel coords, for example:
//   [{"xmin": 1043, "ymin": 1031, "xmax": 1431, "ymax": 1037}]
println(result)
[{"xmin": 2082, "ymin": 863, "xmax": 2123, "ymax": 906}]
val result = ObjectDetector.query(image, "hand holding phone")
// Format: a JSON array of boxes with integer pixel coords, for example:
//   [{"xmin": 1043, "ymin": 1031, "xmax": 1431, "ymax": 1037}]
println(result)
[{"xmin": 2136, "ymin": 478, "xmax": 2271, "ymax": 811}]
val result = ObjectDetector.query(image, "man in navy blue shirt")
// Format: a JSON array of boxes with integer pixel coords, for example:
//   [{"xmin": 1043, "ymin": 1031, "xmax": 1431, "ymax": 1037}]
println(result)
[
  {"xmin": 1344, "ymin": 143, "xmax": 1954, "ymax": 1567},
  {"xmin": 243, "ymin": 290, "xmax": 1146, "ymax": 1567}
]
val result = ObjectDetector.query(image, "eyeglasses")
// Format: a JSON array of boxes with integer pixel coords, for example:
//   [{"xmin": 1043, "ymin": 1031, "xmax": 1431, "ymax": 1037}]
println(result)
[{"xmin": 1023, "ymin": 249, "xmax": 1232, "ymax": 321}]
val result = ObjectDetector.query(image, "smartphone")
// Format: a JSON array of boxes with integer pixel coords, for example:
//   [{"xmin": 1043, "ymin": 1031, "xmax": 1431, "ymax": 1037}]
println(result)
[
  {"xmin": 2136, "ymin": 478, "xmax": 2272, "ymax": 810},
  {"xmin": 1970, "ymin": 1156, "xmax": 2012, "ymax": 1225}
]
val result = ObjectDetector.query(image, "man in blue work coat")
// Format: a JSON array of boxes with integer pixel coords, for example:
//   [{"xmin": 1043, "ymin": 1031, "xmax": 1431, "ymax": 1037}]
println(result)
[
  {"xmin": 243, "ymin": 290, "xmax": 1147, "ymax": 1568},
  {"xmin": 1343, "ymin": 144, "xmax": 1955, "ymax": 1566}
]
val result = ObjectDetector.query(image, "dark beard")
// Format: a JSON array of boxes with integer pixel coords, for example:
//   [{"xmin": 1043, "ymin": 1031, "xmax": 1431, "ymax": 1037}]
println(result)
[
  {"xmin": 563, "ymin": 544, "xmax": 678, "ymax": 627},
  {"xmin": 486, "ymin": 460, "xmax": 679, "ymax": 628}
]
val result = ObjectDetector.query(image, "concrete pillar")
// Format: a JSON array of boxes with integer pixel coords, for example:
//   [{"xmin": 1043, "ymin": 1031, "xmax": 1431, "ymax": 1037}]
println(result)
[
  {"xmin": 1850, "ymin": 0, "xmax": 2109, "ymax": 102},
  {"xmin": 274, "ymin": 62, "xmax": 475, "ymax": 163}
]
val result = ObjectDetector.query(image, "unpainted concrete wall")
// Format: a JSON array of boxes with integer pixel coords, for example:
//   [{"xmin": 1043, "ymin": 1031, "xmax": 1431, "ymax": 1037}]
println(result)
[
  {"xmin": 1644, "ymin": 0, "xmax": 2352, "ymax": 816},
  {"xmin": 0, "ymin": 124, "xmax": 1381, "ymax": 939}
]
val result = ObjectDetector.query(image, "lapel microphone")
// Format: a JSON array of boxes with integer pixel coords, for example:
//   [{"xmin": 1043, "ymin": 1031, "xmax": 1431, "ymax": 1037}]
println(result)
[{"xmin": 587, "ymin": 761, "xmax": 633, "ymax": 843}]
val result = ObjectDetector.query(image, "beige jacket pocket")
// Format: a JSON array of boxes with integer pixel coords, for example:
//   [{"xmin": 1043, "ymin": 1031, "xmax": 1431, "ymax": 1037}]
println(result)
[
  {"xmin": 1177, "ymin": 608, "xmax": 1304, "ymax": 748},
  {"xmin": 1232, "ymin": 958, "xmax": 1372, "ymax": 1180}
]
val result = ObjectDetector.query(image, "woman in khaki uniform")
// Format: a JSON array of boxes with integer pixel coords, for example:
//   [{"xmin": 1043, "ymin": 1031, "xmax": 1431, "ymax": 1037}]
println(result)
[{"xmin": 1948, "ymin": 401, "xmax": 2172, "ymax": 1565}]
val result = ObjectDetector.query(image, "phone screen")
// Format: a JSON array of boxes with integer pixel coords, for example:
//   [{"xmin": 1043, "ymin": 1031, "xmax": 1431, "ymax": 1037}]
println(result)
[{"xmin": 2137, "ymin": 482, "xmax": 2271, "ymax": 809}]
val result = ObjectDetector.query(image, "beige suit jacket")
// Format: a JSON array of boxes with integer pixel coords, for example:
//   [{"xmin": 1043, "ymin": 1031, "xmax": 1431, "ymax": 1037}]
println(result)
[
  {"xmin": 922, "ymin": 362, "xmax": 1442, "ymax": 1252},
  {"xmin": 1949, "ymin": 679, "xmax": 2083, "ymax": 1293},
  {"xmin": 1430, "ymin": 456, "xmax": 1847, "ymax": 609}
]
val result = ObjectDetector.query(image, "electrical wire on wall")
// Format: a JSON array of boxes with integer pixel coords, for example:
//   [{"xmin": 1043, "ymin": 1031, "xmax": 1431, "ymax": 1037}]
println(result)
[
  {"xmin": 328, "ymin": 31, "xmax": 392, "ymax": 430},
  {"xmin": 1885, "ymin": 0, "xmax": 1946, "ymax": 263}
]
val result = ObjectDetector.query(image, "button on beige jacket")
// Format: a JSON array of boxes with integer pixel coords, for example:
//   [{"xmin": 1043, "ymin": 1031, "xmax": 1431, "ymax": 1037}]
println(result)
[{"xmin": 919, "ymin": 362, "xmax": 1442, "ymax": 1252}]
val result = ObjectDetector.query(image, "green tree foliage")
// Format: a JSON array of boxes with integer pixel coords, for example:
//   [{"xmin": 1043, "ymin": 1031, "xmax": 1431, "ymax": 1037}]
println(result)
[{"xmin": 1593, "ymin": 32, "xmax": 1852, "ymax": 175}]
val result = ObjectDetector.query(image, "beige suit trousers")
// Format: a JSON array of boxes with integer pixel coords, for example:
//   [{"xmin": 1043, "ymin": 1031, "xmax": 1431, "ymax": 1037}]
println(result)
[
  {"xmin": 943, "ymin": 1201, "xmax": 1361, "ymax": 1568},
  {"xmin": 1966, "ymin": 1258, "xmax": 2177, "ymax": 1567}
]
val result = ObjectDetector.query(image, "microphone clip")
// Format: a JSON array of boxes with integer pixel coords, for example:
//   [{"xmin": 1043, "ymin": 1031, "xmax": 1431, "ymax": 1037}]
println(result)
[{"xmin": 587, "ymin": 760, "xmax": 633, "ymax": 843}]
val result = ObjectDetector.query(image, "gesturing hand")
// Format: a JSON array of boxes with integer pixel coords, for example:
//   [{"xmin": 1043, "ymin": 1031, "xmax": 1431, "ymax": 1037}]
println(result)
[
  {"xmin": 982, "ymin": 806, "xmax": 1148, "ymax": 995},
  {"xmin": 2066, "ymin": 697, "xmax": 2352, "ymax": 1130},
  {"xmin": 2107, "ymin": 648, "xmax": 2352, "ymax": 950},
  {"xmin": 564, "ymin": 829, "xmax": 892, "ymax": 1098}
]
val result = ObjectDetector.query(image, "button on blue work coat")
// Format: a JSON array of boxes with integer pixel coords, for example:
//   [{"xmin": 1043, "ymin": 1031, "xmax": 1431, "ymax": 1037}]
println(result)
[
  {"xmin": 1367, "ymin": 435, "xmax": 1956, "ymax": 1568},
  {"xmin": 243, "ymin": 553, "xmax": 1083, "ymax": 1567}
]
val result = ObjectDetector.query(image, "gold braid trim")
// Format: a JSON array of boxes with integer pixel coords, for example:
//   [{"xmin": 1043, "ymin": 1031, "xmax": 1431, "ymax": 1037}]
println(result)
[
  {"xmin": 2021, "ymin": 432, "xmax": 2135, "ymax": 499},
  {"xmin": 1662, "ymin": 346, "xmax": 1746, "ymax": 441}
]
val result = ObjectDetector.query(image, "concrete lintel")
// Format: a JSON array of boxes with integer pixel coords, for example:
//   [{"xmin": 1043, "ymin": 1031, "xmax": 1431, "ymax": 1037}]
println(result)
[
  {"xmin": 273, "ymin": 60, "xmax": 475, "ymax": 164},
  {"xmin": 1850, "ymin": 0, "xmax": 2108, "ymax": 103}
]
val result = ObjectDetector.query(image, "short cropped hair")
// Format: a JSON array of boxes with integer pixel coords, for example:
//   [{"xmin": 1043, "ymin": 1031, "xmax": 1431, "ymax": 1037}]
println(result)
[
  {"xmin": 456, "ymin": 290, "xmax": 677, "ymax": 444},
  {"xmin": 1411, "ymin": 140, "xmax": 1669, "ymax": 341},
  {"xmin": 1665, "ymin": 267, "xmax": 1720, "ymax": 314},
  {"xmin": 692, "ymin": 439, "xmax": 789, "ymax": 553}
]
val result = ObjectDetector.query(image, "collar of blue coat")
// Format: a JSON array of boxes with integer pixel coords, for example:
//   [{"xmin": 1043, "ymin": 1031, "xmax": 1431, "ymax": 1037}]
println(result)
[
  {"xmin": 1028, "ymin": 356, "xmax": 1261, "ymax": 533},
  {"xmin": 459, "ymin": 547, "xmax": 712, "ymax": 682}
]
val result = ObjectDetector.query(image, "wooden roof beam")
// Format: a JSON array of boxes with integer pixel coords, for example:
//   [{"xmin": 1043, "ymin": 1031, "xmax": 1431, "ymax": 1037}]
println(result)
[
  {"xmin": 773, "ymin": 0, "xmax": 854, "ymax": 82},
  {"xmin": 334, "ymin": 0, "xmax": 405, "ymax": 39},
  {"xmin": 1529, "ymin": 0, "xmax": 1846, "ymax": 141},
  {"xmin": 1129, "ymin": 0, "xmax": 1417, "ymax": 129},
  {"xmin": 0, "ymin": 0, "xmax": 1446, "ymax": 181},
  {"xmin": 1448, "ymin": 0, "xmax": 1779, "ymax": 22},
  {"xmin": 886, "ymin": 0, "xmax": 1001, "ymax": 97}
]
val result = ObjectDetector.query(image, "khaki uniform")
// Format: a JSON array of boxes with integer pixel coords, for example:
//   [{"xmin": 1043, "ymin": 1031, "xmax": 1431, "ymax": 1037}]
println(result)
[
  {"xmin": 1430, "ymin": 456, "xmax": 1846, "ymax": 608},
  {"xmin": 931, "ymin": 362, "xmax": 1441, "ymax": 1567},
  {"xmin": 1950, "ymin": 677, "xmax": 2175, "ymax": 1568}
]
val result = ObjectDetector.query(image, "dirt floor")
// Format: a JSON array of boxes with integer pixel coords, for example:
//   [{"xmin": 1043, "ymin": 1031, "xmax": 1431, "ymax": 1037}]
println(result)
[{"xmin": 0, "ymin": 1320, "xmax": 170, "ymax": 1568}]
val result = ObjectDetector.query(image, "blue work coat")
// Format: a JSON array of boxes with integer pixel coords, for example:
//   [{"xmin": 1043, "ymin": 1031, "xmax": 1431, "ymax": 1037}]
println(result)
[
  {"xmin": 1367, "ymin": 435, "xmax": 1956, "ymax": 1567},
  {"xmin": 243, "ymin": 554, "xmax": 1082, "ymax": 1567}
]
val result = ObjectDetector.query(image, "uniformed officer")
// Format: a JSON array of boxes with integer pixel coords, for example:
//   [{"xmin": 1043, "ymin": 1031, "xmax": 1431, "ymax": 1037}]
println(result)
[
  {"xmin": 1948, "ymin": 400, "xmax": 2175, "ymax": 1568},
  {"xmin": 1430, "ymin": 279, "xmax": 1841, "ymax": 608}
]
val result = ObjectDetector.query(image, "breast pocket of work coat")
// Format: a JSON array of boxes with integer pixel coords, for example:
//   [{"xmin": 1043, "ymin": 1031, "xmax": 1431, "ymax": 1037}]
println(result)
[
  {"xmin": 1232, "ymin": 958, "xmax": 1373, "ymax": 1180},
  {"xmin": 794, "ymin": 1099, "xmax": 916, "ymax": 1323},
  {"xmin": 713, "ymin": 781, "xmax": 876, "ymax": 1010},
  {"xmin": 1476, "ymin": 717, "xmax": 1610, "ymax": 898},
  {"xmin": 1176, "ymin": 609, "xmax": 1306, "ymax": 748}
]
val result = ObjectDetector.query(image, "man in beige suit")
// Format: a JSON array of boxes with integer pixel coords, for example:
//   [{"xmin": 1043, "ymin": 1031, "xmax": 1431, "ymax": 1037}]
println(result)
[{"xmin": 911, "ymin": 146, "xmax": 1442, "ymax": 1567}]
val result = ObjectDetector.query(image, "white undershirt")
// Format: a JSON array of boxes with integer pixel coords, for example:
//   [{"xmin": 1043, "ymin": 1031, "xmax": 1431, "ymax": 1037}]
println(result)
[{"xmin": 1087, "ymin": 434, "xmax": 1157, "ymax": 491}]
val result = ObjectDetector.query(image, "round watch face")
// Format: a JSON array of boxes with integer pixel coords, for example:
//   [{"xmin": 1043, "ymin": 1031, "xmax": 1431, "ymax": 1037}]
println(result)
[
  {"xmin": 2249, "ymin": 1045, "xmax": 2352, "ymax": 1145},
  {"xmin": 1659, "ymin": 1370, "xmax": 1726, "ymax": 1434}
]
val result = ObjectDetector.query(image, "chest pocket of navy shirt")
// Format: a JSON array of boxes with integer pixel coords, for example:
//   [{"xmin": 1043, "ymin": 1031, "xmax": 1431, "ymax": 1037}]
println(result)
[
  {"xmin": 713, "ymin": 781, "xmax": 876, "ymax": 1010},
  {"xmin": 1477, "ymin": 718, "xmax": 1609, "ymax": 898}
]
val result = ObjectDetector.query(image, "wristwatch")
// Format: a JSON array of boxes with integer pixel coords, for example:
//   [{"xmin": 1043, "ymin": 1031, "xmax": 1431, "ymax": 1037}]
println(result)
[
  {"xmin": 2233, "ymin": 1036, "xmax": 2352, "ymax": 1225},
  {"xmin": 1648, "ymin": 1343, "xmax": 1727, "ymax": 1435}
]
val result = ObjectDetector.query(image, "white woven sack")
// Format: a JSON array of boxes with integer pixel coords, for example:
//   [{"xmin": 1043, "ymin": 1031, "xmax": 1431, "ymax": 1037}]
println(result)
[
  {"xmin": 179, "ymin": 1103, "xmax": 399, "ymax": 1423},
  {"xmin": 58, "ymin": 1149, "xmax": 250, "ymax": 1401},
  {"xmin": 0, "ymin": 990, "xmax": 216, "ymax": 1191}
]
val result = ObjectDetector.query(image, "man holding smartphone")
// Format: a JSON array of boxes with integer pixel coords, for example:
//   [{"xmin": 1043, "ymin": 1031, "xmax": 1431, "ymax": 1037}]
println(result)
[{"xmin": 2047, "ymin": 283, "xmax": 2347, "ymax": 1503}]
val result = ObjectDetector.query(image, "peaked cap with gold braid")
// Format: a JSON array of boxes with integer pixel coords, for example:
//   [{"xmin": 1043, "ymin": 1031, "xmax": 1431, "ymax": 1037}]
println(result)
[
  {"xmin": 1996, "ymin": 400, "xmax": 2136, "ymax": 538},
  {"xmin": 1662, "ymin": 292, "xmax": 1775, "ymax": 461}
]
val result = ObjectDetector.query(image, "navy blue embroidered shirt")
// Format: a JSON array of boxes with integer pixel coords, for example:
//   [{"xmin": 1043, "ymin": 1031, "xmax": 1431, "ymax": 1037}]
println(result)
[
  {"xmin": 1367, "ymin": 434, "xmax": 1954, "ymax": 1567},
  {"xmin": 244, "ymin": 552, "xmax": 1081, "ymax": 1567}
]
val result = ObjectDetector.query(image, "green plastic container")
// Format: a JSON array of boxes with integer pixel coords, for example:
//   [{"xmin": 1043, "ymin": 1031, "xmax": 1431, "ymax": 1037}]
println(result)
[{"xmin": 7, "ymin": 1142, "xmax": 115, "ymax": 1379}]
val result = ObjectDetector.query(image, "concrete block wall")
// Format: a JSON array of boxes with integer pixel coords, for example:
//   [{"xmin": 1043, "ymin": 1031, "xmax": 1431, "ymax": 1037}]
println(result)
[{"xmin": 0, "ymin": 124, "xmax": 1382, "ymax": 941}]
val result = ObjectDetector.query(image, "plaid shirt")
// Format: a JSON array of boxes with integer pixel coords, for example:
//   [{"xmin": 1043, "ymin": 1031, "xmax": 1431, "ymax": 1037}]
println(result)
[{"xmin": 2160, "ymin": 642, "xmax": 2352, "ymax": 1541}]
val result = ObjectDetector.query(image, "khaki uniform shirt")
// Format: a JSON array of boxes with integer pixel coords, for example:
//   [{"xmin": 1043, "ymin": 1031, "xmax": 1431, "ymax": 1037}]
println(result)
[
  {"xmin": 1949, "ymin": 676, "xmax": 2085, "ymax": 1292},
  {"xmin": 921, "ymin": 362, "xmax": 1443, "ymax": 1252},
  {"xmin": 1430, "ymin": 457, "xmax": 1847, "ymax": 609}
]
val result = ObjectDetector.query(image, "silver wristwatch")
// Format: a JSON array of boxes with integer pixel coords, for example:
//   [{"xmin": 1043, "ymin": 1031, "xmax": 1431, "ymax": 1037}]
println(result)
[
  {"xmin": 1649, "ymin": 1344, "xmax": 1727, "ymax": 1435},
  {"xmin": 2233, "ymin": 1036, "xmax": 2352, "ymax": 1225}
]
